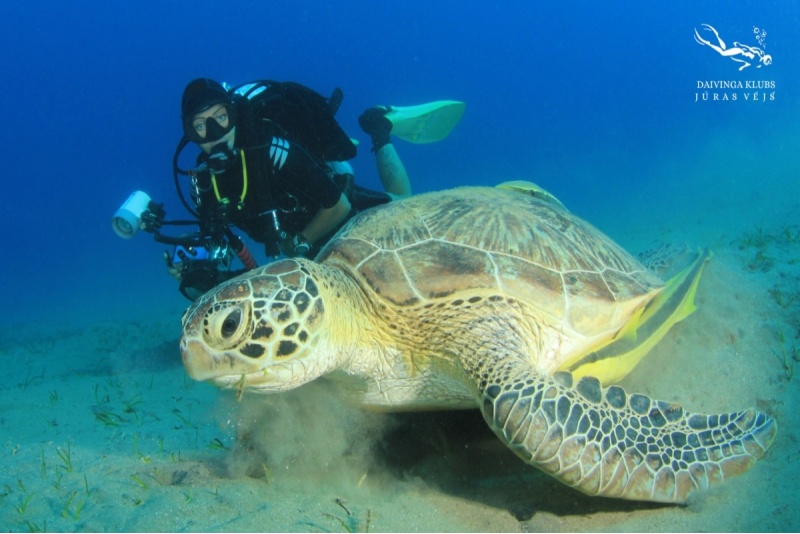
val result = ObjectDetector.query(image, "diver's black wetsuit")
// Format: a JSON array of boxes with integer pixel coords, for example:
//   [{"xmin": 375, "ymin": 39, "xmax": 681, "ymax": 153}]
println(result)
[{"xmin": 190, "ymin": 83, "xmax": 390, "ymax": 257}]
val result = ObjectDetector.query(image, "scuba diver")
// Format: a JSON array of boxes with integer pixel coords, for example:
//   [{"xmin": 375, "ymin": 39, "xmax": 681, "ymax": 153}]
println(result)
[
  {"xmin": 113, "ymin": 77, "xmax": 464, "ymax": 300},
  {"xmin": 154, "ymin": 78, "xmax": 411, "ymax": 298}
]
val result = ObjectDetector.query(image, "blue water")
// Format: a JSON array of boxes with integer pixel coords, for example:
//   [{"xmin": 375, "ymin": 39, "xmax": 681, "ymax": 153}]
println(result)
[
  {"xmin": 1, "ymin": 2, "xmax": 799, "ymax": 531},
  {"xmin": 2, "ymin": 0, "xmax": 797, "ymax": 326}
]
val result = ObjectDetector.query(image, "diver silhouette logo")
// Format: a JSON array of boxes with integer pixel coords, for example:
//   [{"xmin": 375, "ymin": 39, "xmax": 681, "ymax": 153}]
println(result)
[{"xmin": 694, "ymin": 24, "xmax": 772, "ymax": 71}]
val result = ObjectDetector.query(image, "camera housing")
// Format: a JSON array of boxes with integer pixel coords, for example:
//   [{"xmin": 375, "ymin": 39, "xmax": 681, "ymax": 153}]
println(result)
[{"xmin": 175, "ymin": 242, "xmax": 235, "ymax": 300}]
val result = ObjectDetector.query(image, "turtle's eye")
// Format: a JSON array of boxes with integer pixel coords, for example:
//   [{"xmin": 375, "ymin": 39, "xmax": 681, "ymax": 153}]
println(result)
[
  {"xmin": 221, "ymin": 308, "xmax": 242, "ymax": 338},
  {"xmin": 204, "ymin": 303, "xmax": 250, "ymax": 348}
]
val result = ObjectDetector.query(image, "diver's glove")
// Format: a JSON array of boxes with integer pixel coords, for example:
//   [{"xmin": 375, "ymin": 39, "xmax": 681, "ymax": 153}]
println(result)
[
  {"xmin": 358, "ymin": 106, "xmax": 392, "ymax": 152},
  {"xmin": 141, "ymin": 201, "xmax": 166, "ymax": 233},
  {"xmin": 163, "ymin": 251, "xmax": 184, "ymax": 281}
]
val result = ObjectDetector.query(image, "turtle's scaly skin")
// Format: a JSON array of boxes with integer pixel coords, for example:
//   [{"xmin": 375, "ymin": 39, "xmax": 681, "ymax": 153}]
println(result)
[{"xmin": 181, "ymin": 187, "xmax": 776, "ymax": 503}]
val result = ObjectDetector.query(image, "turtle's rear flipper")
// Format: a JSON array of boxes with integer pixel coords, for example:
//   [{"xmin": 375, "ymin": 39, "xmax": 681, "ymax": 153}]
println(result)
[{"xmin": 476, "ymin": 367, "xmax": 777, "ymax": 503}]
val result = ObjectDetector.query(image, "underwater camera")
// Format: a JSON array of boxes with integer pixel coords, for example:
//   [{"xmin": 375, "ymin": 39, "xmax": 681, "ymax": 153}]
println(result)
[
  {"xmin": 172, "ymin": 241, "xmax": 236, "ymax": 300},
  {"xmin": 112, "ymin": 190, "xmax": 257, "ymax": 300}
]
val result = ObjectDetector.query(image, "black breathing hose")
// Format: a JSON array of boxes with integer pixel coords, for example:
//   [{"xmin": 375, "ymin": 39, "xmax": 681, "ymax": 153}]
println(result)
[{"xmin": 172, "ymin": 136, "xmax": 201, "ymax": 219}]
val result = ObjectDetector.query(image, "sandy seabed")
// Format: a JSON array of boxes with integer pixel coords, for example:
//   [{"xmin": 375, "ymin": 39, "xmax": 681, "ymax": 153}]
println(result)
[{"xmin": 2, "ymin": 204, "xmax": 799, "ymax": 533}]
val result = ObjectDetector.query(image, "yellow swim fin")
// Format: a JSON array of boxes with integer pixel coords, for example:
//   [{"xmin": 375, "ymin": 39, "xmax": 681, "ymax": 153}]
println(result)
[
  {"xmin": 385, "ymin": 101, "xmax": 465, "ymax": 144},
  {"xmin": 559, "ymin": 248, "xmax": 712, "ymax": 385}
]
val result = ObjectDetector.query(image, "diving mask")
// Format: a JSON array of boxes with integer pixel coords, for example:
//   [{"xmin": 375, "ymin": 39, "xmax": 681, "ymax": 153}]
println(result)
[{"xmin": 184, "ymin": 104, "xmax": 238, "ymax": 144}]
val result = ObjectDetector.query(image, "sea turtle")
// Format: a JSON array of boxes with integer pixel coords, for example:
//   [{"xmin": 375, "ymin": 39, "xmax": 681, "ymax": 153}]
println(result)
[{"xmin": 180, "ymin": 186, "xmax": 776, "ymax": 503}]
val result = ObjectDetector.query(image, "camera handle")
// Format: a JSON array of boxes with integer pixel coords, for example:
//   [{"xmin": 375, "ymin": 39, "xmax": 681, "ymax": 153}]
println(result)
[
  {"xmin": 259, "ymin": 209, "xmax": 288, "ymax": 259},
  {"xmin": 224, "ymin": 228, "xmax": 258, "ymax": 270}
]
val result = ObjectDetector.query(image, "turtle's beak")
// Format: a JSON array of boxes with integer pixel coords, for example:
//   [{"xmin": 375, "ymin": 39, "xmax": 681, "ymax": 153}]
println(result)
[
  {"xmin": 181, "ymin": 338, "xmax": 216, "ymax": 381},
  {"xmin": 180, "ymin": 337, "xmax": 259, "ymax": 381},
  {"xmin": 181, "ymin": 336, "xmax": 277, "ymax": 393}
]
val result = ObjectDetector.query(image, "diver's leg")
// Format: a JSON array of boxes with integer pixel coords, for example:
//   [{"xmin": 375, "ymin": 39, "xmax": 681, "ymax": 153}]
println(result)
[
  {"xmin": 375, "ymin": 144, "xmax": 411, "ymax": 199},
  {"xmin": 701, "ymin": 23, "xmax": 726, "ymax": 48},
  {"xmin": 360, "ymin": 107, "xmax": 412, "ymax": 199}
]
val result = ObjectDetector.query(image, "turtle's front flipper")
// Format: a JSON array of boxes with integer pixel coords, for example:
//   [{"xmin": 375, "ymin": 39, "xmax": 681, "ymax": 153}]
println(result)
[{"xmin": 475, "ymin": 366, "xmax": 776, "ymax": 503}]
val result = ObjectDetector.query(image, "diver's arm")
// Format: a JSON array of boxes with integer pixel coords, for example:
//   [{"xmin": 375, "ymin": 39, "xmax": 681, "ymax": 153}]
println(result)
[
  {"xmin": 265, "ymin": 133, "xmax": 351, "ymax": 254},
  {"xmin": 300, "ymin": 193, "xmax": 351, "ymax": 244}
]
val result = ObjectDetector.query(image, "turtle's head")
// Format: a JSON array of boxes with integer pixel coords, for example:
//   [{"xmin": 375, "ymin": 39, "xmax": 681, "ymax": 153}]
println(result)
[{"xmin": 180, "ymin": 259, "xmax": 334, "ymax": 394}]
